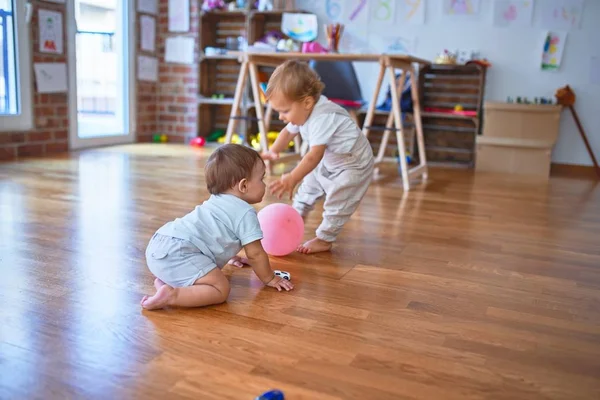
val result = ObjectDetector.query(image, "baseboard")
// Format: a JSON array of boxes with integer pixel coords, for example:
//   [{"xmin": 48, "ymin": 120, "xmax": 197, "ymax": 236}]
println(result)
[{"xmin": 550, "ymin": 163, "xmax": 599, "ymax": 179}]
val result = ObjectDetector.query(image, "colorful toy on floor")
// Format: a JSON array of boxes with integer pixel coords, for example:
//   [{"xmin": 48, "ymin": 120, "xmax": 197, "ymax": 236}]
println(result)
[
  {"xmin": 153, "ymin": 134, "xmax": 168, "ymax": 143},
  {"xmin": 190, "ymin": 137, "xmax": 206, "ymax": 147},
  {"xmin": 218, "ymin": 133, "xmax": 243, "ymax": 144},
  {"xmin": 251, "ymin": 131, "xmax": 294, "ymax": 151},
  {"xmin": 255, "ymin": 389, "xmax": 285, "ymax": 400},
  {"xmin": 257, "ymin": 203, "xmax": 304, "ymax": 257}
]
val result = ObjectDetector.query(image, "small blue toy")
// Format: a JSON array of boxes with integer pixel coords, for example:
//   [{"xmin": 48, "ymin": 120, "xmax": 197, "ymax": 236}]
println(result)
[{"xmin": 255, "ymin": 389, "xmax": 285, "ymax": 400}]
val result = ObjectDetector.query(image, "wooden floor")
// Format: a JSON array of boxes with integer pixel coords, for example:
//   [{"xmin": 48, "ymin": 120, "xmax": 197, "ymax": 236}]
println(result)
[{"xmin": 1, "ymin": 144, "xmax": 600, "ymax": 399}]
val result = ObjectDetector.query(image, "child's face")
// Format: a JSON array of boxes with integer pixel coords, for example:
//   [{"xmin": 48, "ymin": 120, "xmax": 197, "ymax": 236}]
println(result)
[
  {"xmin": 242, "ymin": 160, "xmax": 267, "ymax": 204},
  {"xmin": 269, "ymin": 91, "xmax": 315, "ymax": 126}
]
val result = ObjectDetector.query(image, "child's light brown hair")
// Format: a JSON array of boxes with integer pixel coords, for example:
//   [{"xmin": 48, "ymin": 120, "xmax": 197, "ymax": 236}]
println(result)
[
  {"xmin": 205, "ymin": 144, "xmax": 264, "ymax": 194},
  {"xmin": 265, "ymin": 60, "xmax": 325, "ymax": 102}
]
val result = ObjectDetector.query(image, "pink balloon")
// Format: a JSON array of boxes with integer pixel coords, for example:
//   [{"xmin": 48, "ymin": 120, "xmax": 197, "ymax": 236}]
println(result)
[{"xmin": 257, "ymin": 203, "xmax": 304, "ymax": 256}]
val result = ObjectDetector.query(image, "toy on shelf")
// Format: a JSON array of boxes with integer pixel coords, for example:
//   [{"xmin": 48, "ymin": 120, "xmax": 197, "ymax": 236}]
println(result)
[
  {"xmin": 424, "ymin": 107, "xmax": 477, "ymax": 117},
  {"xmin": 201, "ymin": 0, "xmax": 226, "ymax": 12},
  {"xmin": 301, "ymin": 41, "xmax": 327, "ymax": 54},
  {"xmin": 507, "ymin": 96, "xmax": 554, "ymax": 105},
  {"xmin": 435, "ymin": 49, "xmax": 457, "ymax": 64}
]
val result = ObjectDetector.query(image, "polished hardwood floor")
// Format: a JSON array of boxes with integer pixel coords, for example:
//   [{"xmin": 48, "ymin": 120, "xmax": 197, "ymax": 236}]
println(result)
[{"xmin": 1, "ymin": 144, "xmax": 599, "ymax": 399}]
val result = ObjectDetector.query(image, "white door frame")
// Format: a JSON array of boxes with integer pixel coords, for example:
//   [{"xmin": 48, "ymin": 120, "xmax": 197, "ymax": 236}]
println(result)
[{"xmin": 67, "ymin": 0, "xmax": 136, "ymax": 150}]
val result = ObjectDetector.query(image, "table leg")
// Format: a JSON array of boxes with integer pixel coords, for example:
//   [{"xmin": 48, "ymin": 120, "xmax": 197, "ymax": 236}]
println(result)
[
  {"xmin": 388, "ymin": 66, "xmax": 410, "ymax": 191},
  {"xmin": 225, "ymin": 60, "xmax": 249, "ymax": 143}
]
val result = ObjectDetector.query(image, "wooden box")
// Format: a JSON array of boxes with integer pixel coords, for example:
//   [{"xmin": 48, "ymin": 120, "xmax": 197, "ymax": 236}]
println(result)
[{"xmin": 482, "ymin": 102, "xmax": 562, "ymax": 143}]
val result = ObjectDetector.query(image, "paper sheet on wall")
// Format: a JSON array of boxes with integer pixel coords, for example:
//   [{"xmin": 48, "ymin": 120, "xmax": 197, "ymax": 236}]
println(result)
[
  {"xmin": 140, "ymin": 15, "xmax": 156, "ymax": 52},
  {"xmin": 39, "ymin": 9, "xmax": 63, "ymax": 54},
  {"xmin": 34, "ymin": 63, "xmax": 68, "ymax": 93},
  {"xmin": 398, "ymin": 0, "xmax": 426, "ymax": 25},
  {"xmin": 442, "ymin": 0, "xmax": 481, "ymax": 17},
  {"xmin": 540, "ymin": 0, "xmax": 584, "ymax": 30},
  {"xmin": 165, "ymin": 36, "xmax": 195, "ymax": 64},
  {"xmin": 138, "ymin": 0, "xmax": 158, "ymax": 15},
  {"xmin": 41, "ymin": 0, "xmax": 66, "ymax": 3},
  {"xmin": 169, "ymin": 0, "xmax": 190, "ymax": 32},
  {"xmin": 541, "ymin": 31, "xmax": 567, "ymax": 70},
  {"xmin": 138, "ymin": 55, "xmax": 158, "ymax": 82},
  {"xmin": 591, "ymin": 56, "xmax": 600, "ymax": 85},
  {"xmin": 371, "ymin": 0, "xmax": 397, "ymax": 25},
  {"xmin": 493, "ymin": 0, "xmax": 534, "ymax": 27}
]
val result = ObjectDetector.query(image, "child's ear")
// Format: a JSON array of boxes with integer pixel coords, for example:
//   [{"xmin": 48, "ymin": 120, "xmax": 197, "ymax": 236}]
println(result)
[
  {"xmin": 303, "ymin": 96, "xmax": 315, "ymax": 110},
  {"xmin": 238, "ymin": 178, "xmax": 248, "ymax": 193}
]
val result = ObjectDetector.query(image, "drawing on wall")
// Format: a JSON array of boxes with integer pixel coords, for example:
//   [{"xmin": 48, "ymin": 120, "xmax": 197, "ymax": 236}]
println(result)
[
  {"xmin": 371, "ymin": 0, "xmax": 396, "ymax": 24},
  {"xmin": 325, "ymin": 0, "xmax": 344, "ymax": 22},
  {"xmin": 369, "ymin": 34, "xmax": 417, "ymax": 56},
  {"xmin": 540, "ymin": 0, "xmax": 584, "ymax": 30},
  {"xmin": 541, "ymin": 31, "xmax": 567, "ymax": 70},
  {"xmin": 443, "ymin": 0, "xmax": 481, "ymax": 16},
  {"xmin": 39, "ymin": 9, "xmax": 63, "ymax": 54},
  {"xmin": 398, "ymin": 0, "xmax": 425, "ymax": 25},
  {"xmin": 349, "ymin": 0, "xmax": 367, "ymax": 21},
  {"xmin": 493, "ymin": 0, "xmax": 534, "ymax": 27},
  {"xmin": 282, "ymin": 13, "xmax": 318, "ymax": 42}
]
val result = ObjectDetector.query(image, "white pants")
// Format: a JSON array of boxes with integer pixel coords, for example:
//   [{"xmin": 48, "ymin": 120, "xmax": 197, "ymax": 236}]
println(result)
[{"xmin": 293, "ymin": 135, "xmax": 374, "ymax": 242}]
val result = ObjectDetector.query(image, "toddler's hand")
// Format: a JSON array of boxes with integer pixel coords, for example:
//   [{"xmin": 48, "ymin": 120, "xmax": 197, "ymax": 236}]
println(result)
[
  {"xmin": 261, "ymin": 151, "xmax": 279, "ymax": 161},
  {"xmin": 267, "ymin": 275, "xmax": 294, "ymax": 291},
  {"xmin": 269, "ymin": 173, "xmax": 297, "ymax": 200}
]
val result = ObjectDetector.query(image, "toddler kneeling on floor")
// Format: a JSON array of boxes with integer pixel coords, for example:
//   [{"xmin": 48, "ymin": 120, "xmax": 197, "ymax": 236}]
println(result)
[{"xmin": 141, "ymin": 144, "xmax": 293, "ymax": 310}]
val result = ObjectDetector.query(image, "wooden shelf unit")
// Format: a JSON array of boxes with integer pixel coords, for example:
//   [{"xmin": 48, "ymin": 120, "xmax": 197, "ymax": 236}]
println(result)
[{"xmin": 197, "ymin": 10, "xmax": 303, "ymax": 142}]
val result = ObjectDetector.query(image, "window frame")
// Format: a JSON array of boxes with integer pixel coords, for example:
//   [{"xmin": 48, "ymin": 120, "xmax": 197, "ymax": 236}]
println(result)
[{"xmin": 0, "ymin": 0, "xmax": 33, "ymax": 132}]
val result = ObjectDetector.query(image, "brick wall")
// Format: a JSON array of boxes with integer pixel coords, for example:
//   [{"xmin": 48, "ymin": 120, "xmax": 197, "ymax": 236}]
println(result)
[
  {"xmin": 155, "ymin": 0, "xmax": 199, "ymax": 144},
  {"xmin": 0, "ymin": 1, "xmax": 69, "ymax": 161}
]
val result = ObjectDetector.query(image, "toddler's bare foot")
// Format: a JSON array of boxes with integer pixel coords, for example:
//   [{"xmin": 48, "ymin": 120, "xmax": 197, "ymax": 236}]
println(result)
[
  {"xmin": 141, "ymin": 284, "xmax": 176, "ymax": 310},
  {"xmin": 154, "ymin": 278, "xmax": 166, "ymax": 290},
  {"xmin": 297, "ymin": 237, "xmax": 332, "ymax": 254},
  {"xmin": 227, "ymin": 256, "xmax": 249, "ymax": 268}
]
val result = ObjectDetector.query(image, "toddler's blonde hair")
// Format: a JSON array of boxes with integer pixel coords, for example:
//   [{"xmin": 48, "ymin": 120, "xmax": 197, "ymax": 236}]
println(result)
[{"xmin": 265, "ymin": 60, "xmax": 325, "ymax": 102}]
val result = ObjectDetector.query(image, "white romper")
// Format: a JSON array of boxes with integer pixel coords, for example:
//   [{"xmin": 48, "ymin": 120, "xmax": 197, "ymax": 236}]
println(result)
[{"xmin": 286, "ymin": 96, "xmax": 374, "ymax": 242}]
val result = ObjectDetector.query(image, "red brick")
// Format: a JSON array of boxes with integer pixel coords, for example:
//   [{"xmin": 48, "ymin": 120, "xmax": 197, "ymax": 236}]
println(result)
[
  {"xmin": 173, "ymin": 65, "xmax": 193, "ymax": 74},
  {"xmin": 53, "ymin": 130, "xmax": 68, "ymax": 140},
  {"xmin": 46, "ymin": 141, "xmax": 69, "ymax": 154},
  {"xmin": 176, "ymin": 96, "xmax": 196, "ymax": 103},
  {"xmin": 162, "ymin": 115, "xmax": 178, "ymax": 122},
  {"xmin": 183, "ymin": 77, "xmax": 197, "ymax": 84},
  {"xmin": 0, "ymin": 146, "xmax": 17, "ymax": 161},
  {"xmin": 56, "ymin": 106, "xmax": 68, "ymax": 117},
  {"xmin": 26, "ymin": 131, "xmax": 52, "ymax": 142},
  {"xmin": 17, "ymin": 144, "xmax": 44, "ymax": 157},
  {"xmin": 168, "ymin": 105, "xmax": 188, "ymax": 113},
  {"xmin": 36, "ymin": 106, "xmax": 55, "ymax": 117},
  {"xmin": 0, "ymin": 133, "xmax": 25, "ymax": 144}
]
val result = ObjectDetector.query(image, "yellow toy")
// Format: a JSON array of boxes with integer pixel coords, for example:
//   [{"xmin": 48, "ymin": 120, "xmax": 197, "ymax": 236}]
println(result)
[
  {"xmin": 454, "ymin": 104, "xmax": 464, "ymax": 112},
  {"xmin": 218, "ymin": 134, "xmax": 243, "ymax": 144},
  {"xmin": 251, "ymin": 131, "xmax": 294, "ymax": 151}
]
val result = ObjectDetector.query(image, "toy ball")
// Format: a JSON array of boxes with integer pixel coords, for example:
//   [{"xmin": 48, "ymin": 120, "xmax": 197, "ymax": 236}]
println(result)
[
  {"xmin": 257, "ymin": 203, "xmax": 304, "ymax": 256},
  {"xmin": 255, "ymin": 389, "xmax": 285, "ymax": 400},
  {"xmin": 190, "ymin": 137, "xmax": 206, "ymax": 147},
  {"xmin": 160, "ymin": 134, "xmax": 168, "ymax": 143}
]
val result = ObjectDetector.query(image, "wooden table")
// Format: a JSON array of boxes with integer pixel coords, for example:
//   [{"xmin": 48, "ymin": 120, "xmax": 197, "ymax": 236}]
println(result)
[{"xmin": 225, "ymin": 52, "xmax": 431, "ymax": 191}]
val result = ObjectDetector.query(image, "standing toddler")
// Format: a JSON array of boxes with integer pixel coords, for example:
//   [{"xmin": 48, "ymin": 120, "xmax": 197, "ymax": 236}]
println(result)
[{"xmin": 263, "ymin": 60, "xmax": 374, "ymax": 254}]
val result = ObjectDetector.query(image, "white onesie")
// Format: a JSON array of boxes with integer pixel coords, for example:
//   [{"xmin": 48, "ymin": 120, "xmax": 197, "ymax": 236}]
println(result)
[{"xmin": 286, "ymin": 96, "xmax": 374, "ymax": 242}]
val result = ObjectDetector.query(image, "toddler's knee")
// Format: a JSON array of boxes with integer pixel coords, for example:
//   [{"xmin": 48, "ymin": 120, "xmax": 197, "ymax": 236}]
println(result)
[{"xmin": 215, "ymin": 280, "xmax": 231, "ymax": 303}]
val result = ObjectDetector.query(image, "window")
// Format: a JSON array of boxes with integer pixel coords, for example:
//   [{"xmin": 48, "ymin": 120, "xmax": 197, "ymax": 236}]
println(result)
[{"xmin": 0, "ymin": 0, "xmax": 32, "ymax": 131}]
